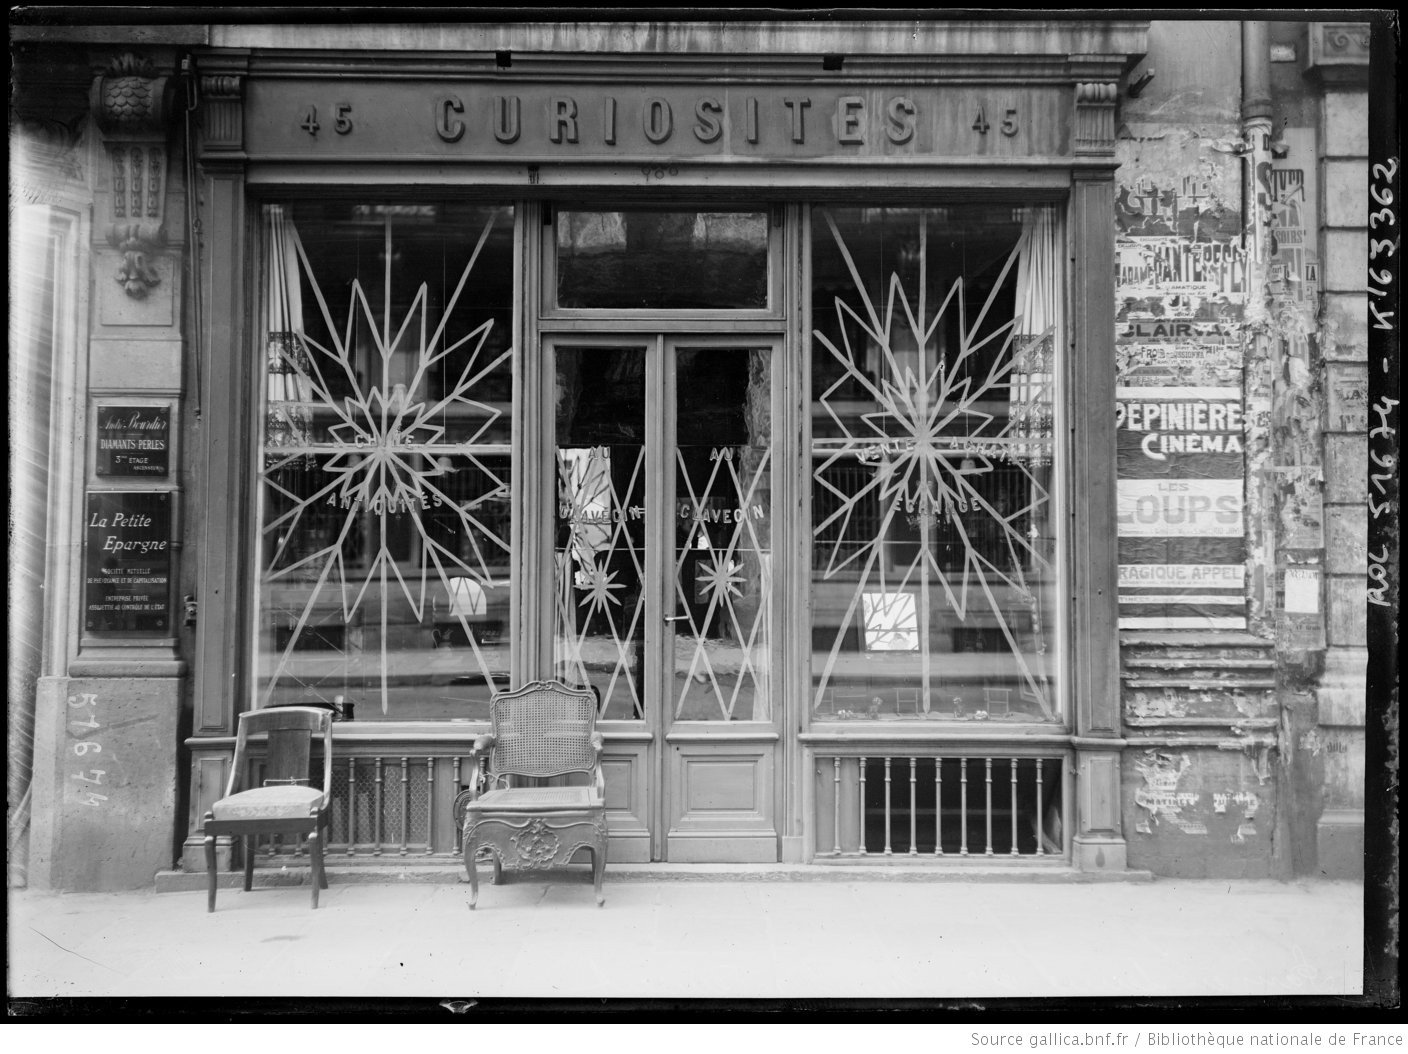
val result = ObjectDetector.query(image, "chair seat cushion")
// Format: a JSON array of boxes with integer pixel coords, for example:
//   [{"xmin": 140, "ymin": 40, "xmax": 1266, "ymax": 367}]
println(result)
[
  {"xmin": 464, "ymin": 786, "xmax": 602, "ymax": 813},
  {"xmin": 211, "ymin": 785, "xmax": 324, "ymax": 821}
]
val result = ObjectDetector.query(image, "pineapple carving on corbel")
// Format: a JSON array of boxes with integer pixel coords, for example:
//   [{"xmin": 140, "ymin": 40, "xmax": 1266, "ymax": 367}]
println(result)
[{"xmin": 90, "ymin": 53, "xmax": 174, "ymax": 299}]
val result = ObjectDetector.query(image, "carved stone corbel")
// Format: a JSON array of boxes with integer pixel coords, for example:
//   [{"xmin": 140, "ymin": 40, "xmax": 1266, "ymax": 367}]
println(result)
[
  {"xmin": 90, "ymin": 53, "xmax": 174, "ymax": 299},
  {"xmin": 1305, "ymin": 22, "xmax": 1371, "ymax": 87},
  {"xmin": 197, "ymin": 73, "xmax": 245, "ymax": 155},
  {"xmin": 1073, "ymin": 81, "xmax": 1119, "ymax": 157}
]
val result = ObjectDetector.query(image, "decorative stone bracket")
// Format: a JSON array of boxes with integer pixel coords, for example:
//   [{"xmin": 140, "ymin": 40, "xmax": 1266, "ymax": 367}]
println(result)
[
  {"xmin": 1305, "ymin": 22, "xmax": 1371, "ymax": 86},
  {"xmin": 1074, "ymin": 81, "xmax": 1119, "ymax": 157},
  {"xmin": 90, "ymin": 54, "xmax": 175, "ymax": 299},
  {"xmin": 196, "ymin": 73, "xmax": 245, "ymax": 155}
]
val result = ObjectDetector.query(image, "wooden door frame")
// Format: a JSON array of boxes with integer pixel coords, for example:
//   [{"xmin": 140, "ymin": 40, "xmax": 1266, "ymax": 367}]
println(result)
[
  {"xmin": 660, "ymin": 334, "xmax": 785, "ymax": 861},
  {"xmin": 535, "ymin": 330, "xmax": 789, "ymax": 862}
]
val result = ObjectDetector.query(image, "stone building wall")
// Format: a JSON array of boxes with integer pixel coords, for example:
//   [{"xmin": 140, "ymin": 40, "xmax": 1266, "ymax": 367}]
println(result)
[
  {"xmin": 1114, "ymin": 21, "xmax": 1370, "ymax": 878},
  {"xmin": 8, "ymin": 17, "xmax": 1374, "ymax": 888},
  {"xmin": 1304, "ymin": 24, "xmax": 1373, "ymax": 878}
]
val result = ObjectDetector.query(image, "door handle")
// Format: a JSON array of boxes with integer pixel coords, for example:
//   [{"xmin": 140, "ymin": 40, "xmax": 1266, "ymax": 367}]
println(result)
[{"xmin": 663, "ymin": 614, "xmax": 690, "ymax": 623}]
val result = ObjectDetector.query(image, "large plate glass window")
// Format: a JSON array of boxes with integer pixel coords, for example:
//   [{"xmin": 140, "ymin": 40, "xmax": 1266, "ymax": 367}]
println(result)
[
  {"xmin": 254, "ymin": 201, "xmax": 515, "ymax": 721},
  {"xmin": 809, "ymin": 204, "xmax": 1063, "ymax": 724}
]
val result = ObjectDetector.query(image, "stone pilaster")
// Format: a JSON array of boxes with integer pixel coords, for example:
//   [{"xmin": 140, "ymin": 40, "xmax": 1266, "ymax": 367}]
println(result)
[
  {"xmin": 26, "ymin": 49, "xmax": 188, "ymax": 891},
  {"xmin": 1070, "ymin": 151, "xmax": 1127, "ymax": 870},
  {"xmin": 1306, "ymin": 21, "xmax": 1369, "ymax": 878}
]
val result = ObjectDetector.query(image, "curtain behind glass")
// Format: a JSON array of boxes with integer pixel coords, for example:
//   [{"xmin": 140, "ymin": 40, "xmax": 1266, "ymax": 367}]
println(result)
[{"xmin": 263, "ymin": 206, "xmax": 314, "ymax": 449}]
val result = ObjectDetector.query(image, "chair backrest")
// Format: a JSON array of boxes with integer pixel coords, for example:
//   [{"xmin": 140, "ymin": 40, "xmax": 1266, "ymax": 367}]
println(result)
[
  {"xmin": 228, "ymin": 706, "xmax": 334, "ymax": 798},
  {"xmin": 488, "ymin": 680, "xmax": 598, "ymax": 782}
]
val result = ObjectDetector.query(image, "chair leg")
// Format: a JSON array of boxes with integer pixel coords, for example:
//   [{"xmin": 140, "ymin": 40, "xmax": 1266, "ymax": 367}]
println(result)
[
  {"xmin": 308, "ymin": 829, "xmax": 324, "ymax": 910},
  {"xmin": 464, "ymin": 829, "xmax": 479, "ymax": 909},
  {"xmin": 242, "ymin": 835, "xmax": 255, "ymax": 892},
  {"xmin": 204, "ymin": 824, "xmax": 217, "ymax": 913},
  {"xmin": 317, "ymin": 814, "xmax": 330, "ymax": 889},
  {"xmin": 491, "ymin": 853, "xmax": 504, "ymax": 885},
  {"xmin": 592, "ymin": 844, "xmax": 606, "ymax": 907}
]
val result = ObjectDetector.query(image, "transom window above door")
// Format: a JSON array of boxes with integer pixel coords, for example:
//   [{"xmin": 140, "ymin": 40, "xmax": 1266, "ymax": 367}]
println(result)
[{"xmin": 549, "ymin": 207, "xmax": 779, "ymax": 314}]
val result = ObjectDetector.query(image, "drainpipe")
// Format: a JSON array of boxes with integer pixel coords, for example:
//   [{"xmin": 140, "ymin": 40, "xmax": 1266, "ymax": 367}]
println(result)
[
  {"xmin": 1242, "ymin": 20, "xmax": 1276, "ymax": 638},
  {"xmin": 1241, "ymin": 21, "xmax": 1288, "ymax": 872},
  {"xmin": 1242, "ymin": 21, "xmax": 1273, "ymax": 275},
  {"xmin": 1245, "ymin": 21, "xmax": 1322, "ymax": 878},
  {"xmin": 1242, "ymin": 23, "xmax": 1272, "ymax": 136},
  {"xmin": 1242, "ymin": 20, "xmax": 1276, "ymax": 632}
]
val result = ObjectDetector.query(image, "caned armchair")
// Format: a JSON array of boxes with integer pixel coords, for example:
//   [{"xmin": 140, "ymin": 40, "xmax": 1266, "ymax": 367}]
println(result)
[{"xmin": 452, "ymin": 680, "xmax": 608, "ymax": 907}]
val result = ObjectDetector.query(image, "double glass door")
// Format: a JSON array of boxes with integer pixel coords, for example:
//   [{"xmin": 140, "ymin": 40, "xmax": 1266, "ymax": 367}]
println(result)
[{"xmin": 550, "ymin": 335, "xmax": 781, "ymax": 860}]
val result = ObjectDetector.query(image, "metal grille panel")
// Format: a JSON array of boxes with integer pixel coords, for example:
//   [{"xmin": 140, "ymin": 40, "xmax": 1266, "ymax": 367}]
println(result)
[{"xmin": 816, "ymin": 753, "xmax": 1065, "ymax": 858}]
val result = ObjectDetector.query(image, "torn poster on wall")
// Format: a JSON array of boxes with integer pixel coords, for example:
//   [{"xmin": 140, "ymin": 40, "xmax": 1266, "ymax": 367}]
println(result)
[
  {"xmin": 1116, "ymin": 328, "xmax": 1242, "ymax": 388},
  {"xmin": 1264, "ymin": 132, "xmax": 1326, "ymax": 586},
  {"xmin": 1114, "ymin": 133, "xmax": 1249, "ymax": 633},
  {"xmin": 1116, "ymin": 386, "xmax": 1248, "ymax": 629},
  {"xmin": 1115, "ymin": 171, "xmax": 1244, "ymax": 241},
  {"xmin": 1267, "ymin": 133, "xmax": 1320, "ymax": 312},
  {"xmin": 1276, "ymin": 564, "xmax": 1326, "ymax": 651},
  {"xmin": 1132, "ymin": 752, "xmax": 1207, "ymax": 836}
]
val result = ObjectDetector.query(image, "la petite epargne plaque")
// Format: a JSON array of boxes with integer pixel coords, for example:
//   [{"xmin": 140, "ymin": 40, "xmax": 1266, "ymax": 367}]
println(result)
[
  {"xmin": 84, "ymin": 491, "xmax": 173, "ymax": 635},
  {"xmin": 95, "ymin": 405, "xmax": 170, "ymax": 477}
]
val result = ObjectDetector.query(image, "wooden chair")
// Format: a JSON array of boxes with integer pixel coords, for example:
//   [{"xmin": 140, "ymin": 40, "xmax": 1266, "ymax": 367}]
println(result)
[
  {"xmin": 203, "ymin": 706, "xmax": 334, "ymax": 911},
  {"xmin": 452, "ymin": 680, "xmax": 608, "ymax": 908}
]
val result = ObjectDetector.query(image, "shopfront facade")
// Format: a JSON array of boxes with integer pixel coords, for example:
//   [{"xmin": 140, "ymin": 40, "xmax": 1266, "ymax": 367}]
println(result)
[{"xmin": 11, "ymin": 17, "xmax": 1378, "ymax": 889}]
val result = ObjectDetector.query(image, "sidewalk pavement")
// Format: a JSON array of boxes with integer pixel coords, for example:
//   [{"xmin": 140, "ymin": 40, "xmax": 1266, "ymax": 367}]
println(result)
[{"xmin": 8, "ymin": 872, "xmax": 1364, "ymax": 1002}]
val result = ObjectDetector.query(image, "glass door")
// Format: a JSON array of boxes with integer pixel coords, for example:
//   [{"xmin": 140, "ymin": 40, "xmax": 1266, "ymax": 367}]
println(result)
[
  {"xmin": 662, "ymin": 338, "xmax": 780, "ymax": 861},
  {"xmin": 550, "ymin": 335, "xmax": 781, "ymax": 861}
]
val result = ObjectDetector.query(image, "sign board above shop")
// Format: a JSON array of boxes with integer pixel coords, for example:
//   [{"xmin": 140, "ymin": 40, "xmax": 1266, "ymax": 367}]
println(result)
[{"xmin": 243, "ymin": 81, "xmax": 1070, "ymax": 162}]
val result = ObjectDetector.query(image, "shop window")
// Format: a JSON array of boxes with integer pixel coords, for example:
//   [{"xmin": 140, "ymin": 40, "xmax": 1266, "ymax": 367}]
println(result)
[
  {"xmin": 810, "ymin": 204, "xmax": 1062, "ymax": 723},
  {"xmin": 555, "ymin": 209, "xmax": 770, "ymax": 309},
  {"xmin": 254, "ymin": 201, "xmax": 515, "ymax": 720}
]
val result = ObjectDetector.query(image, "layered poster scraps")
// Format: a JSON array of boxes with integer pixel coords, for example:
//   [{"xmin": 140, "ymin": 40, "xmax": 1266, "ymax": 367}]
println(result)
[
  {"xmin": 1115, "ymin": 137, "xmax": 1248, "ymax": 631},
  {"xmin": 1116, "ymin": 383, "xmax": 1247, "ymax": 629}
]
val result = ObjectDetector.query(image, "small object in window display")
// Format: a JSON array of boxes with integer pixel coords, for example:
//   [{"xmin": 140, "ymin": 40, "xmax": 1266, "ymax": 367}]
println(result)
[
  {"xmin": 836, "ymin": 708, "xmax": 876, "ymax": 720},
  {"xmin": 984, "ymin": 687, "xmax": 1011, "ymax": 717}
]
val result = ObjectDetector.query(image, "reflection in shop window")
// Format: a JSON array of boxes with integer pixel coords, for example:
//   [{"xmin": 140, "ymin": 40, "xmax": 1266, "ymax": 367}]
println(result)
[
  {"xmin": 254, "ymin": 202, "xmax": 515, "ymax": 719},
  {"xmin": 810, "ymin": 205, "xmax": 1062, "ymax": 723},
  {"xmin": 556, "ymin": 209, "xmax": 769, "ymax": 310},
  {"xmin": 552, "ymin": 347, "xmax": 649, "ymax": 720},
  {"xmin": 669, "ymin": 347, "xmax": 774, "ymax": 722}
]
